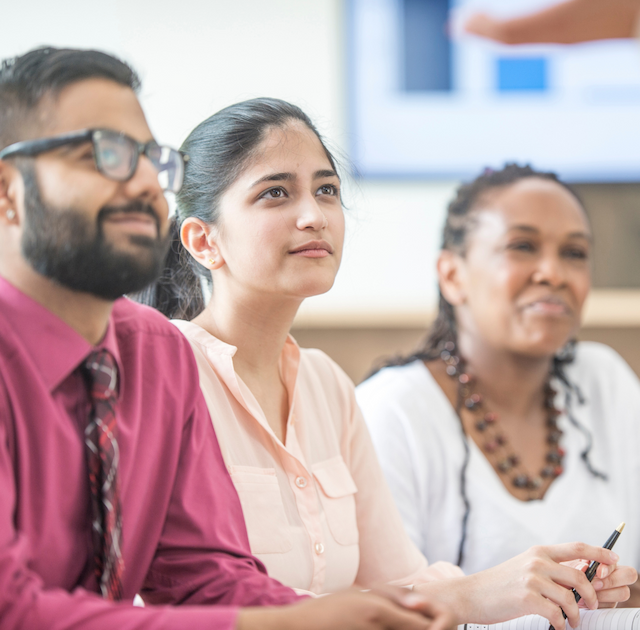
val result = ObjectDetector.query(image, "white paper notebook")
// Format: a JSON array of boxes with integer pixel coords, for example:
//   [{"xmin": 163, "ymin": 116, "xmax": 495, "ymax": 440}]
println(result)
[{"xmin": 464, "ymin": 608, "xmax": 640, "ymax": 630}]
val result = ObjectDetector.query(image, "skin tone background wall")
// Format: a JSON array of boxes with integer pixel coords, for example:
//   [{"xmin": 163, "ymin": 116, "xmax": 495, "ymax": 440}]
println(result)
[{"xmin": 5, "ymin": 0, "xmax": 640, "ymax": 383}]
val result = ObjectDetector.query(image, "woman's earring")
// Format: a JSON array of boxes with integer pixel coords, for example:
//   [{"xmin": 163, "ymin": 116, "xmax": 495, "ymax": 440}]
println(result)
[
  {"xmin": 6, "ymin": 209, "xmax": 15, "ymax": 220},
  {"xmin": 209, "ymin": 258, "xmax": 216, "ymax": 266}
]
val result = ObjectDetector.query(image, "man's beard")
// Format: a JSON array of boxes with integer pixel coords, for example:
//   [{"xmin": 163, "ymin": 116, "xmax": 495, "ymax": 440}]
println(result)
[{"xmin": 20, "ymin": 164, "xmax": 170, "ymax": 301}]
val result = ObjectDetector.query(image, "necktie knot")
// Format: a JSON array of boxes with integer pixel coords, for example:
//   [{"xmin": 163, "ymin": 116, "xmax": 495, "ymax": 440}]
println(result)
[{"xmin": 84, "ymin": 349, "xmax": 118, "ymax": 402}]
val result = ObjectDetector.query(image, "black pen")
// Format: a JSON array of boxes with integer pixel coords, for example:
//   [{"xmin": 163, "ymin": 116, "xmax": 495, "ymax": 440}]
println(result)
[{"xmin": 549, "ymin": 522, "xmax": 625, "ymax": 630}]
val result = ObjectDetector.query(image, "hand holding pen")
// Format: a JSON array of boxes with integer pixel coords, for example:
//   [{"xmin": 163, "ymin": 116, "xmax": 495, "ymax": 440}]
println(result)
[
  {"xmin": 446, "ymin": 541, "xmax": 628, "ymax": 629},
  {"xmin": 549, "ymin": 523, "xmax": 625, "ymax": 630}
]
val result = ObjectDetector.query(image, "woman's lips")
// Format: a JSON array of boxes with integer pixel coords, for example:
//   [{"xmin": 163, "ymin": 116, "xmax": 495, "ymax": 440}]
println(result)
[
  {"xmin": 290, "ymin": 248, "xmax": 330, "ymax": 258},
  {"xmin": 289, "ymin": 240, "xmax": 333, "ymax": 258},
  {"xmin": 524, "ymin": 299, "xmax": 571, "ymax": 316}
]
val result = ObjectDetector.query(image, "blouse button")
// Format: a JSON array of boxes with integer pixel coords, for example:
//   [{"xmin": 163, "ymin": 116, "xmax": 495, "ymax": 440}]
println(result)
[
  {"xmin": 295, "ymin": 476, "xmax": 308, "ymax": 489},
  {"xmin": 314, "ymin": 542, "xmax": 325, "ymax": 555}
]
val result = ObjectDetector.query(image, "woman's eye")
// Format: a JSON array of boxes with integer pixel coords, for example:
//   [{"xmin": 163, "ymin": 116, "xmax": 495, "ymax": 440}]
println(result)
[
  {"xmin": 508, "ymin": 241, "xmax": 535, "ymax": 253},
  {"xmin": 563, "ymin": 247, "xmax": 588, "ymax": 260},
  {"xmin": 317, "ymin": 184, "xmax": 338, "ymax": 196},
  {"xmin": 261, "ymin": 187, "xmax": 287, "ymax": 199}
]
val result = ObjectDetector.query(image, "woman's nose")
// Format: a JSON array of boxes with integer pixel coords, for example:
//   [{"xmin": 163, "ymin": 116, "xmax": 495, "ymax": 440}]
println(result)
[
  {"xmin": 532, "ymin": 254, "xmax": 567, "ymax": 287},
  {"xmin": 295, "ymin": 194, "xmax": 328, "ymax": 231}
]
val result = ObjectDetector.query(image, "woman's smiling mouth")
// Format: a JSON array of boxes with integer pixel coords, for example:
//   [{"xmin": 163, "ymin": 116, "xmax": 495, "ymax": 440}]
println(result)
[{"xmin": 522, "ymin": 296, "xmax": 571, "ymax": 316}]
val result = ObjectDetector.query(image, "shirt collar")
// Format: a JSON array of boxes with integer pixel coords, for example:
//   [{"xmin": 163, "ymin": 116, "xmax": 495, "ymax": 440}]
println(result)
[
  {"xmin": 171, "ymin": 318, "xmax": 301, "ymax": 409},
  {"xmin": 172, "ymin": 319, "xmax": 300, "ymax": 367},
  {"xmin": 0, "ymin": 276, "xmax": 124, "ymax": 392}
]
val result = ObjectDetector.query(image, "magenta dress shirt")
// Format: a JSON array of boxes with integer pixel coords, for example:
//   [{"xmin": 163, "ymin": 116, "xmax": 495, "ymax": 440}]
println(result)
[{"xmin": 0, "ymin": 277, "xmax": 300, "ymax": 630}]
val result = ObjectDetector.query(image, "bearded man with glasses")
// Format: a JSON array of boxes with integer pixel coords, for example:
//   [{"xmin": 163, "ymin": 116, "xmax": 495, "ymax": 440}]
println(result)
[{"xmin": 0, "ymin": 47, "xmax": 453, "ymax": 630}]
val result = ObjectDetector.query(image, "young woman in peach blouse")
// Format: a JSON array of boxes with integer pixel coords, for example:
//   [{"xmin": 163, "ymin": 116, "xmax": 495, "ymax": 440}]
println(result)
[{"xmin": 139, "ymin": 98, "xmax": 635, "ymax": 628}]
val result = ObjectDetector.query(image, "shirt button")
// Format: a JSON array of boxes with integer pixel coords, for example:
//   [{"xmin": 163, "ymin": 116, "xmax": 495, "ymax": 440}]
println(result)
[
  {"xmin": 314, "ymin": 542, "xmax": 325, "ymax": 555},
  {"xmin": 295, "ymin": 476, "xmax": 307, "ymax": 488}
]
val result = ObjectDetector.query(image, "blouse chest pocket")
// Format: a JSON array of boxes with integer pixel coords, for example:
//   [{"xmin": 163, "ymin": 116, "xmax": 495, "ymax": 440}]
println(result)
[
  {"xmin": 312, "ymin": 456, "xmax": 359, "ymax": 546},
  {"xmin": 228, "ymin": 465, "xmax": 293, "ymax": 554}
]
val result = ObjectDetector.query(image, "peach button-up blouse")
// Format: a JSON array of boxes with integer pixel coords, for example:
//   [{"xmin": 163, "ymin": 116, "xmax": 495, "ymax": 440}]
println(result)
[{"xmin": 172, "ymin": 320, "xmax": 462, "ymax": 595}]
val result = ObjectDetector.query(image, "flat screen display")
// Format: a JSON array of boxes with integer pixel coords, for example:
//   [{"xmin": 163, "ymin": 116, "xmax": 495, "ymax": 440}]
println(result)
[{"xmin": 348, "ymin": 0, "xmax": 640, "ymax": 181}]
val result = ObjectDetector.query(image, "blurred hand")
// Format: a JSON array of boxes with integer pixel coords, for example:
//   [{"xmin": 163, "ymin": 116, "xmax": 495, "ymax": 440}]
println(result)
[
  {"xmin": 463, "ymin": 0, "xmax": 640, "ymax": 45},
  {"xmin": 236, "ymin": 587, "xmax": 456, "ymax": 630},
  {"xmin": 464, "ymin": 12, "xmax": 505, "ymax": 41}
]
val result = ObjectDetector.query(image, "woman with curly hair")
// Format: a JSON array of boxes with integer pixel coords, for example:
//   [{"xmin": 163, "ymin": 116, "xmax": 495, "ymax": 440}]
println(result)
[{"xmin": 357, "ymin": 164, "xmax": 640, "ymax": 604}]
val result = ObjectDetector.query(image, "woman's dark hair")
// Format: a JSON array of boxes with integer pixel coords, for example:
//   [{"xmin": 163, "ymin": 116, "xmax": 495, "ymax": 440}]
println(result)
[
  {"xmin": 367, "ymin": 163, "xmax": 606, "ymax": 567},
  {"xmin": 134, "ymin": 97, "xmax": 339, "ymax": 320}
]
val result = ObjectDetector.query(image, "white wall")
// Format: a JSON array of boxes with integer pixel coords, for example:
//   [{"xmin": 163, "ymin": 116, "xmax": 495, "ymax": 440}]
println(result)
[{"xmin": 2, "ymin": 0, "xmax": 456, "ymax": 322}]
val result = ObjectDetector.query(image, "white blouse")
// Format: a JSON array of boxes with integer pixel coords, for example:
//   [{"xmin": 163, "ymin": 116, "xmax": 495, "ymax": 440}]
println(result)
[{"xmin": 356, "ymin": 342, "xmax": 640, "ymax": 575}]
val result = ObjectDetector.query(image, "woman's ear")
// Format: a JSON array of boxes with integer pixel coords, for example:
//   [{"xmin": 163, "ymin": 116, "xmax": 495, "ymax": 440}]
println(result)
[
  {"xmin": 180, "ymin": 217, "xmax": 225, "ymax": 271},
  {"xmin": 437, "ymin": 249, "xmax": 467, "ymax": 307}
]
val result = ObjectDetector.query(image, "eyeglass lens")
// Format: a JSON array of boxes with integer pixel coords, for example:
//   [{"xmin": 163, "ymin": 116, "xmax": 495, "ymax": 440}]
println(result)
[
  {"xmin": 93, "ymin": 130, "xmax": 184, "ymax": 193},
  {"xmin": 93, "ymin": 131, "xmax": 137, "ymax": 181},
  {"xmin": 146, "ymin": 143, "xmax": 184, "ymax": 193}
]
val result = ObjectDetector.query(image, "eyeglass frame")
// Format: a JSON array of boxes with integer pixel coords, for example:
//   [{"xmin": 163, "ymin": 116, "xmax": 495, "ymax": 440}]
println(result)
[{"xmin": 0, "ymin": 128, "xmax": 189, "ymax": 193}]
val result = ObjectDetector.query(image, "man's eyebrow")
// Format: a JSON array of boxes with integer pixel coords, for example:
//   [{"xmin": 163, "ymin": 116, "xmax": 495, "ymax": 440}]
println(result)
[
  {"xmin": 57, "ymin": 139, "xmax": 93, "ymax": 154},
  {"xmin": 250, "ymin": 172, "xmax": 294, "ymax": 188}
]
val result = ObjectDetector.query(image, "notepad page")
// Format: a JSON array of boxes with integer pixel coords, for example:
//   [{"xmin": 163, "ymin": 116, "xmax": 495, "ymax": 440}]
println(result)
[{"xmin": 464, "ymin": 608, "xmax": 640, "ymax": 630}]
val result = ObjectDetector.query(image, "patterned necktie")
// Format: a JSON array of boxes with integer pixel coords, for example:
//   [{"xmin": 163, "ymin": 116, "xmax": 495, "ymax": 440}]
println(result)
[{"xmin": 83, "ymin": 349, "xmax": 125, "ymax": 600}]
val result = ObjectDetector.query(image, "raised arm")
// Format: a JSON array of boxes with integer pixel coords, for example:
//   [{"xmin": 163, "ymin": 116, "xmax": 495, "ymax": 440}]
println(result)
[{"xmin": 464, "ymin": 0, "xmax": 640, "ymax": 45}]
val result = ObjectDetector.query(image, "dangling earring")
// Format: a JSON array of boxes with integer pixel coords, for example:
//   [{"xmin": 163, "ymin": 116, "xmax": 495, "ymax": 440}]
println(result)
[{"xmin": 6, "ymin": 209, "xmax": 15, "ymax": 220}]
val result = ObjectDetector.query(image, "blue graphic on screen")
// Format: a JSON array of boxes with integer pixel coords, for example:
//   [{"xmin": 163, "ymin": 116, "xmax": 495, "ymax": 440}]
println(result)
[
  {"xmin": 348, "ymin": 0, "xmax": 640, "ymax": 181},
  {"xmin": 497, "ymin": 57, "xmax": 548, "ymax": 92}
]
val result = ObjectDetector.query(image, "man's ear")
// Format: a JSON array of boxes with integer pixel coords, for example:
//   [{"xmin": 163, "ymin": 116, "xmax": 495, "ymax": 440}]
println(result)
[
  {"xmin": 0, "ymin": 160, "xmax": 23, "ymax": 227},
  {"xmin": 180, "ymin": 217, "xmax": 224, "ymax": 271},
  {"xmin": 437, "ymin": 249, "xmax": 467, "ymax": 307}
]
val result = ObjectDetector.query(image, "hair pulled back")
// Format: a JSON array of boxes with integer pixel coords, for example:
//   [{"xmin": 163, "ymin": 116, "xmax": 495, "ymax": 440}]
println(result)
[
  {"xmin": 369, "ymin": 163, "xmax": 582, "ymax": 380},
  {"xmin": 135, "ymin": 97, "xmax": 338, "ymax": 320}
]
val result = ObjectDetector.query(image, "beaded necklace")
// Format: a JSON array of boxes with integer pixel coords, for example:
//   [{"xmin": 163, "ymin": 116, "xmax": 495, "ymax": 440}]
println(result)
[{"xmin": 440, "ymin": 341, "xmax": 564, "ymax": 501}]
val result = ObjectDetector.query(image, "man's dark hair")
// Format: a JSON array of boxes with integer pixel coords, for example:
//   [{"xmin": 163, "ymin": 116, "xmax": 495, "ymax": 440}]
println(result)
[{"xmin": 0, "ymin": 46, "xmax": 140, "ymax": 149}]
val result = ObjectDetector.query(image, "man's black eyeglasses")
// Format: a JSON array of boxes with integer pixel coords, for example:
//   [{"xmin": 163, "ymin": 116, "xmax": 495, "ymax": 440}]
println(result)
[{"xmin": 0, "ymin": 128, "xmax": 188, "ymax": 194}]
